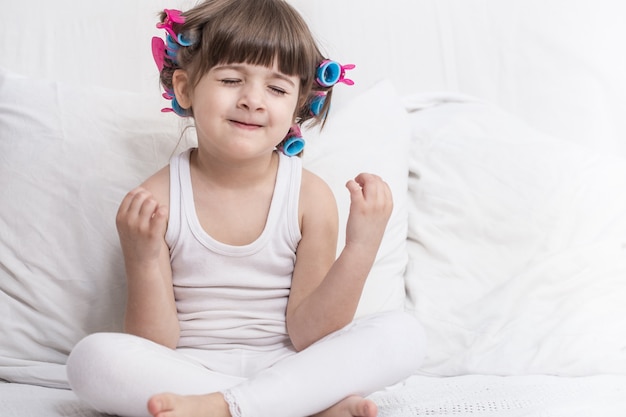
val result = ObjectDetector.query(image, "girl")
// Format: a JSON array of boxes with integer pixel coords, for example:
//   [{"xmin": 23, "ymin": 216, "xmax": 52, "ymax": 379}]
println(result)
[{"xmin": 66, "ymin": 1, "xmax": 426, "ymax": 416}]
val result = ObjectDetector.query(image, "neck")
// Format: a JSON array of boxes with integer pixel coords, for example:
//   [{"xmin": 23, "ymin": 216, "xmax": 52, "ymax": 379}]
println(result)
[{"xmin": 190, "ymin": 147, "xmax": 279, "ymax": 190}]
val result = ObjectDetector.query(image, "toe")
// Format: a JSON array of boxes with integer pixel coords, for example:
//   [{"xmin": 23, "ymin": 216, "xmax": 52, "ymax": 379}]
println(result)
[
  {"xmin": 148, "ymin": 393, "xmax": 175, "ymax": 417},
  {"xmin": 360, "ymin": 399, "xmax": 378, "ymax": 417}
]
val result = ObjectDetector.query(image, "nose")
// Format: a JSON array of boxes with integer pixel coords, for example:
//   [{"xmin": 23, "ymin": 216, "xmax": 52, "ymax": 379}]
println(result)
[{"xmin": 237, "ymin": 82, "xmax": 265, "ymax": 111}]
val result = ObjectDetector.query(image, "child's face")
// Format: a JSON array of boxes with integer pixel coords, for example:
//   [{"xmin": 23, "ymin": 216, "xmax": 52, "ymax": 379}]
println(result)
[{"xmin": 179, "ymin": 61, "xmax": 300, "ymax": 159}]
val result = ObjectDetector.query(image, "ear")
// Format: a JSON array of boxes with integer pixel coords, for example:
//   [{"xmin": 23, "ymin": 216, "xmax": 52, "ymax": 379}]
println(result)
[{"xmin": 172, "ymin": 69, "xmax": 192, "ymax": 109}]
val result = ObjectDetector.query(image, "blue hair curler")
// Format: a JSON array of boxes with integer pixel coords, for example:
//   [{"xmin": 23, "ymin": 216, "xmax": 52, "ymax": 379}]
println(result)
[
  {"xmin": 155, "ymin": 9, "xmax": 197, "ymax": 118},
  {"xmin": 282, "ymin": 136, "xmax": 306, "ymax": 157},
  {"xmin": 315, "ymin": 60, "xmax": 356, "ymax": 87},
  {"xmin": 279, "ymin": 125, "xmax": 305, "ymax": 156},
  {"xmin": 171, "ymin": 97, "xmax": 192, "ymax": 117},
  {"xmin": 177, "ymin": 32, "xmax": 194, "ymax": 47},
  {"xmin": 310, "ymin": 93, "xmax": 327, "ymax": 116},
  {"xmin": 316, "ymin": 60, "xmax": 342, "ymax": 87},
  {"xmin": 165, "ymin": 34, "xmax": 180, "ymax": 59}
]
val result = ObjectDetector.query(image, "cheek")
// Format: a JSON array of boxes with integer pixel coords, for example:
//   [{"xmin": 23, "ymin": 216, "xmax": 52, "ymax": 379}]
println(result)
[
  {"xmin": 282, "ymin": 102, "xmax": 299, "ymax": 127},
  {"xmin": 273, "ymin": 109, "xmax": 296, "ymax": 141},
  {"xmin": 287, "ymin": 95, "xmax": 301, "ymax": 121},
  {"xmin": 193, "ymin": 89, "xmax": 229, "ymax": 114}
]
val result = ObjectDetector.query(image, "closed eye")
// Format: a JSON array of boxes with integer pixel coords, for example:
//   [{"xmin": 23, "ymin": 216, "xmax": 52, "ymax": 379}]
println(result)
[
  {"xmin": 269, "ymin": 86, "xmax": 287, "ymax": 96},
  {"xmin": 220, "ymin": 78, "xmax": 241, "ymax": 86}
]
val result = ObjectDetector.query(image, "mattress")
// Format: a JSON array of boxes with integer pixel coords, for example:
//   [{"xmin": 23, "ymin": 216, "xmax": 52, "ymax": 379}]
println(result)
[{"xmin": 3, "ymin": 374, "xmax": 626, "ymax": 417}]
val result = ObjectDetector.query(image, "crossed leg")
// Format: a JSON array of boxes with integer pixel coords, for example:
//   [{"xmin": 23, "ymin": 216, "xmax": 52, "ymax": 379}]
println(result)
[
  {"xmin": 145, "ymin": 312, "xmax": 424, "ymax": 417},
  {"xmin": 67, "ymin": 312, "xmax": 426, "ymax": 417}
]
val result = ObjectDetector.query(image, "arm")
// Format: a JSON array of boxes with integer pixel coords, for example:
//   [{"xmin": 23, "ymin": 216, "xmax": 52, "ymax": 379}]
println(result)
[
  {"xmin": 115, "ymin": 168, "xmax": 180, "ymax": 349},
  {"xmin": 286, "ymin": 171, "xmax": 393, "ymax": 351}
]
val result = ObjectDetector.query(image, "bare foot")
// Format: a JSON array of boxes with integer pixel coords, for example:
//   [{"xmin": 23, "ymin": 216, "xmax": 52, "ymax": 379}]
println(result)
[
  {"xmin": 314, "ymin": 395, "xmax": 378, "ymax": 417},
  {"xmin": 147, "ymin": 392, "xmax": 231, "ymax": 417}
]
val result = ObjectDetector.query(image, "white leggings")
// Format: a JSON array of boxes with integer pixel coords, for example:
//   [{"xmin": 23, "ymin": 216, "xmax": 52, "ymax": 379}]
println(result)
[{"xmin": 66, "ymin": 311, "xmax": 426, "ymax": 417}]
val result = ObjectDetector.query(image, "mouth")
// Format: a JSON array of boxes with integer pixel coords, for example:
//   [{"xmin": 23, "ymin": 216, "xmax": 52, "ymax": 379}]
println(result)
[{"xmin": 229, "ymin": 119, "xmax": 263, "ymax": 130}]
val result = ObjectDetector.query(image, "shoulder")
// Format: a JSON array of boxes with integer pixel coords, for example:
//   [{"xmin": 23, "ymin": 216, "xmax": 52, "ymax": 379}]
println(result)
[
  {"xmin": 301, "ymin": 168, "xmax": 335, "ymax": 202},
  {"xmin": 299, "ymin": 167, "xmax": 338, "ymax": 226},
  {"xmin": 139, "ymin": 165, "xmax": 170, "ymax": 206}
]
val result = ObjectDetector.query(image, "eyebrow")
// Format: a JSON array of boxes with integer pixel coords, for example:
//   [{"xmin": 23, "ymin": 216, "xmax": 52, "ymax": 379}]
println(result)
[{"xmin": 214, "ymin": 64, "xmax": 297, "ymax": 88}]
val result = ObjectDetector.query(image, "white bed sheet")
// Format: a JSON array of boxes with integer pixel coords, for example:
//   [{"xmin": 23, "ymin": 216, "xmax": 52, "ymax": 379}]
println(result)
[{"xmin": 3, "ymin": 375, "xmax": 626, "ymax": 417}]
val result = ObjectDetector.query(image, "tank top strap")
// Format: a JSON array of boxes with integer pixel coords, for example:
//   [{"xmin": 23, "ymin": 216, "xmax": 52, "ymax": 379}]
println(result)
[
  {"xmin": 165, "ymin": 148, "xmax": 193, "ymax": 250},
  {"xmin": 279, "ymin": 152, "xmax": 302, "ymax": 247}
]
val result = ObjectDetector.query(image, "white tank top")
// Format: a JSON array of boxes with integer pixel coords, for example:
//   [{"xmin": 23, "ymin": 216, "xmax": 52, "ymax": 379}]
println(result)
[{"xmin": 165, "ymin": 149, "xmax": 302, "ymax": 351}]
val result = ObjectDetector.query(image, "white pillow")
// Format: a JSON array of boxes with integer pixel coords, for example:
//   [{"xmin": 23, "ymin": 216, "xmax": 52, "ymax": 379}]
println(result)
[
  {"xmin": 404, "ymin": 98, "xmax": 626, "ymax": 376},
  {"xmin": 0, "ymin": 69, "xmax": 409, "ymax": 388},
  {"xmin": 303, "ymin": 79, "xmax": 410, "ymax": 318},
  {"xmin": 0, "ymin": 68, "xmax": 191, "ymax": 388}
]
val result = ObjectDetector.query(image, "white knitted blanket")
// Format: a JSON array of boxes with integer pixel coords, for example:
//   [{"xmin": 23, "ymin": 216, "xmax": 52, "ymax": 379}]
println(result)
[{"xmin": 369, "ymin": 375, "xmax": 626, "ymax": 417}]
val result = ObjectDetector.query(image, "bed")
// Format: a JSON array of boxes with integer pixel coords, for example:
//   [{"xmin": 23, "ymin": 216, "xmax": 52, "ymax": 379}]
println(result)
[{"xmin": 2, "ymin": 0, "xmax": 626, "ymax": 416}]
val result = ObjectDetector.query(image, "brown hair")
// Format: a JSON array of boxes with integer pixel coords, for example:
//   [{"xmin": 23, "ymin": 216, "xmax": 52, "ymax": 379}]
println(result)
[{"xmin": 159, "ymin": 0, "xmax": 333, "ymax": 129}]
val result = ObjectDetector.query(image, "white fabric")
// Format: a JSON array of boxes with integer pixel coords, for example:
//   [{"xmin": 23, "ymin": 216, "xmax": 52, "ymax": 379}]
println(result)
[
  {"xmin": 66, "ymin": 312, "xmax": 425, "ymax": 417},
  {"xmin": 0, "ymin": 382, "xmax": 102, "ymax": 417},
  {"xmin": 4, "ymin": 373, "xmax": 626, "ymax": 417},
  {"xmin": 0, "ymin": 68, "xmax": 409, "ymax": 387},
  {"xmin": 303, "ymin": 79, "xmax": 410, "ymax": 318},
  {"xmin": 253, "ymin": 0, "xmax": 626, "ymax": 157},
  {"xmin": 167, "ymin": 149, "xmax": 300, "ymax": 351},
  {"xmin": 404, "ymin": 96, "xmax": 626, "ymax": 376},
  {"xmin": 0, "ymin": 68, "xmax": 192, "ymax": 388},
  {"xmin": 370, "ymin": 374, "xmax": 626, "ymax": 417},
  {"xmin": 5, "ymin": 0, "xmax": 626, "ymax": 155}
]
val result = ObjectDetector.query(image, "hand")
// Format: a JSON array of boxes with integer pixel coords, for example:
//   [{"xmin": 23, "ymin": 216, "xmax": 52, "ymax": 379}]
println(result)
[
  {"xmin": 115, "ymin": 187, "xmax": 168, "ymax": 265},
  {"xmin": 344, "ymin": 173, "xmax": 393, "ymax": 251}
]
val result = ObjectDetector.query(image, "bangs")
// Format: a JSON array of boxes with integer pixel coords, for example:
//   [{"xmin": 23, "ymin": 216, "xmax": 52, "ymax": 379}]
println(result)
[
  {"xmin": 216, "ymin": 26, "xmax": 309, "ymax": 78},
  {"xmin": 187, "ymin": 0, "xmax": 319, "ymax": 85}
]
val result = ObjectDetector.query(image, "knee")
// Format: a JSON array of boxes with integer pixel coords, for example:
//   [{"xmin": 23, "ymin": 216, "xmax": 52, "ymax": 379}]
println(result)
[
  {"xmin": 67, "ymin": 333, "xmax": 108, "ymax": 387},
  {"xmin": 66, "ymin": 332, "xmax": 133, "ymax": 393}
]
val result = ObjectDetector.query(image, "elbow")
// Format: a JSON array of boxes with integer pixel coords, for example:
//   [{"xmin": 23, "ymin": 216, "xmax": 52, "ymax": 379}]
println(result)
[
  {"xmin": 286, "ymin": 318, "xmax": 313, "ymax": 352},
  {"xmin": 123, "ymin": 324, "xmax": 180, "ymax": 350},
  {"xmin": 287, "ymin": 319, "xmax": 348, "ymax": 352},
  {"xmin": 289, "ymin": 334, "xmax": 310, "ymax": 352},
  {"xmin": 157, "ymin": 334, "xmax": 180, "ymax": 350},
  {"xmin": 286, "ymin": 324, "xmax": 307, "ymax": 352}
]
